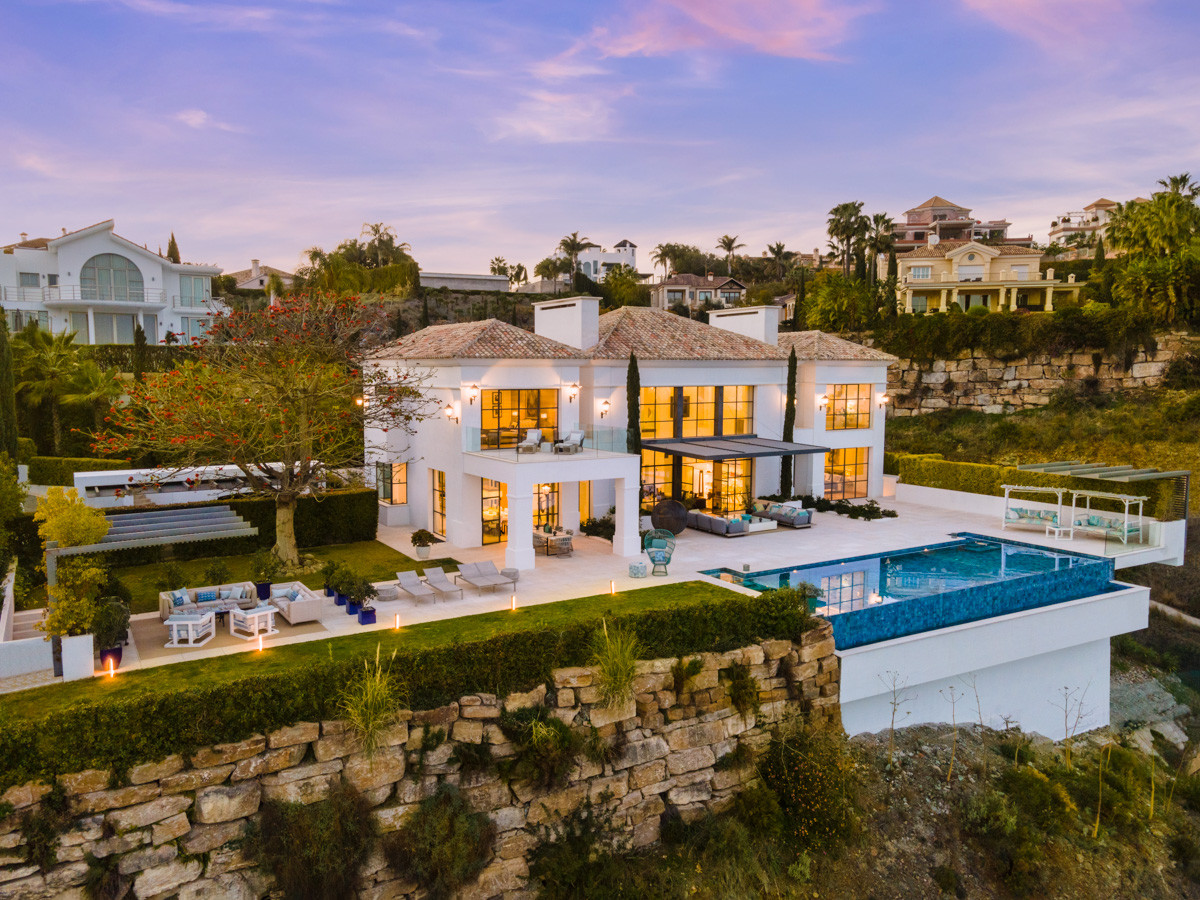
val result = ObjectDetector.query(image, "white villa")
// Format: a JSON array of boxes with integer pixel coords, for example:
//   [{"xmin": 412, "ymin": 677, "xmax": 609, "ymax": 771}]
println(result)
[
  {"xmin": 0, "ymin": 220, "xmax": 224, "ymax": 344},
  {"xmin": 570, "ymin": 239, "xmax": 638, "ymax": 282},
  {"xmin": 365, "ymin": 299, "xmax": 894, "ymax": 571}
]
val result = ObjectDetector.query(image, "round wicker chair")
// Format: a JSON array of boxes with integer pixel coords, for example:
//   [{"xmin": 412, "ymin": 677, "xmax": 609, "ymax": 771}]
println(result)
[
  {"xmin": 642, "ymin": 529, "xmax": 676, "ymax": 576},
  {"xmin": 650, "ymin": 499, "xmax": 688, "ymax": 535}
]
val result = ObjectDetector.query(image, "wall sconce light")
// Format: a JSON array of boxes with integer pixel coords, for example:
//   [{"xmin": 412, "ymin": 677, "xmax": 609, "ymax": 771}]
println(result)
[
  {"xmin": 816, "ymin": 393, "xmax": 829, "ymax": 409},
  {"xmin": 443, "ymin": 403, "xmax": 459, "ymax": 424},
  {"xmin": 568, "ymin": 383, "xmax": 579, "ymax": 403},
  {"xmin": 877, "ymin": 393, "xmax": 891, "ymax": 409},
  {"xmin": 599, "ymin": 399, "xmax": 610, "ymax": 419},
  {"xmin": 467, "ymin": 384, "xmax": 479, "ymax": 405}
]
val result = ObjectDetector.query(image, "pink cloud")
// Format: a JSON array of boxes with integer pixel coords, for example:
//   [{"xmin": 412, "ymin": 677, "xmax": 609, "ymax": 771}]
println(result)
[
  {"xmin": 960, "ymin": 0, "xmax": 1145, "ymax": 49},
  {"xmin": 593, "ymin": 0, "xmax": 874, "ymax": 61}
]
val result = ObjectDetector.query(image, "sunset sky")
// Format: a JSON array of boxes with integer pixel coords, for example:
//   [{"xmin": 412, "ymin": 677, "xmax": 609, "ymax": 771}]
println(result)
[{"xmin": 3, "ymin": 0, "xmax": 1198, "ymax": 275}]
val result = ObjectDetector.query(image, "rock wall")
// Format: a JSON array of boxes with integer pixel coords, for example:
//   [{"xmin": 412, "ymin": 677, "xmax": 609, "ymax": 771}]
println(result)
[
  {"xmin": 873, "ymin": 332, "xmax": 1199, "ymax": 416},
  {"xmin": 0, "ymin": 624, "xmax": 839, "ymax": 900}
]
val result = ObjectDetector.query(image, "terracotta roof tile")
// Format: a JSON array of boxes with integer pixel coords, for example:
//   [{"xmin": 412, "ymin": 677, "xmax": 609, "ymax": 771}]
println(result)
[
  {"xmin": 777, "ymin": 331, "xmax": 896, "ymax": 363},
  {"xmin": 226, "ymin": 264, "xmax": 294, "ymax": 282},
  {"xmin": 907, "ymin": 195, "xmax": 967, "ymax": 212},
  {"xmin": 588, "ymin": 307, "xmax": 785, "ymax": 360},
  {"xmin": 898, "ymin": 240, "xmax": 1038, "ymax": 259},
  {"xmin": 379, "ymin": 318, "xmax": 582, "ymax": 360}
]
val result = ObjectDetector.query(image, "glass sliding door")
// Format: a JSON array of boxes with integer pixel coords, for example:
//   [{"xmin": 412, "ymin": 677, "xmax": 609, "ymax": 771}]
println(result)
[
  {"xmin": 431, "ymin": 470, "xmax": 446, "ymax": 536},
  {"xmin": 534, "ymin": 483, "xmax": 559, "ymax": 529},
  {"xmin": 482, "ymin": 479, "xmax": 507, "ymax": 544}
]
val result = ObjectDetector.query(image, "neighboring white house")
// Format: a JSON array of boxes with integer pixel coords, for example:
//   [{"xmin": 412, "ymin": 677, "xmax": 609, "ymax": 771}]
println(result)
[
  {"xmin": 570, "ymin": 239, "xmax": 637, "ymax": 282},
  {"xmin": 365, "ymin": 299, "xmax": 894, "ymax": 570},
  {"xmin": 226, "ymin": 259, "xmax": 294, "ymax": 293},
  {"xmin": 0, "ymin": 220, "xmax": 224, "ymax": 344},
  {"xmin": 420, "ymin": 272, "xmax": 511, "ymax": 291}
]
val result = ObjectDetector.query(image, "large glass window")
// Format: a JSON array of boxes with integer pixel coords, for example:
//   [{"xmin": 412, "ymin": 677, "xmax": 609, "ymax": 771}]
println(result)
[
  {"xmin": 141, "ymin": 314, "xmax": 157, "ymax": 341},
  {"xmin": 640, "ymin": 387, "xmax": 675, "ymax": 439},
  {"xmin": 92, "ymin": 313, "xmax": 138, "ymax": 345},
  {"xmin": 825, "ymin": 447, "xmax": 869, "ymax": 500},
  {"xmin": 481, "ymin": 389, "xmax": 558, "ymax": 449},
  {"xmin": 80, "ymin": 253, "xmax": 144, "ymax": 302},
  {"xmin": 182, "ymin": 317, "xmax": 211, "ymax": 342},
  {"xmin": 376, "ymin": 462, "xmax": 407, "ymax": 505},
  {"xmin": 70, "ymin": 312, "xmax": 89, "ymax": 341},
  {"xmin": 719, "ymin": 290, "xmax": 741, "ymax": 304},
  {"xmin": 640, "ymin": 450, "xmax": 675, "ymax": 510},
  {"xmin": 819, "ymin": 571, "xmax": 867, "ymax": 613},
  {"xmin": 178, "ymin": 275, "xmax": 212, "ymax": 307},
  {"xmin": 825, "ymin": 384, "xmax": 871, "ymax": 431},
  {"xmin": 534, "ymin": 483, "xmax": 559, "ymax": 529},
  {"xmin": 18, "ymin": 272, "xmax": 38, "ymax": 288},
  {"xmin": 482, "ymin": 479, "xmax": 507, "ymax": 544},
  {"xmin": 679, "ymin": 386, "xmax": 716, "ymax": 438},
  {"xmin": 6, "ymin": 310, "xmax": 48, "ymax": 332},
  {"xmin": 722, "ymin": 385, "xmax": 754, "ymax": 435},
  {"xmin": 431, "ymin": 470, "xmax": 446, "ymax": 535},
  {"xmin": 910, "ymin": 266, "xmax": 932, "ymax": 280},
  {"xmin": 579, "ymin": 480, "xmax": 592, "ymax": 523},
  {"xmin": 712, "ymin": 459, "xmax": 754, "ymax": 515}
]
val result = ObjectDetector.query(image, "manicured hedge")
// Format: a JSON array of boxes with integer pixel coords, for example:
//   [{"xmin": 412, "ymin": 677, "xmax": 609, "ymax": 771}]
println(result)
[
  {"xmin": 27, "ymin": 456, "xmax": 128, "ymax": 486},
  {"xmin": 16, "ymin": 438, "xmax": 36, "ymax": 463},
  {"xmin": 0, "ymin": 587, "xmax": 816, "ymax": 790},
  {"xmin": 896, "ymin": 454, "xmax": 1178, "ymax": 521},
  {"xmin": 883, "ymin": 451, "xmax": 942, "ymax": 477},
  {"xmin": 83, "ymin": 343, "xmax": 195, "ymax": 373}
]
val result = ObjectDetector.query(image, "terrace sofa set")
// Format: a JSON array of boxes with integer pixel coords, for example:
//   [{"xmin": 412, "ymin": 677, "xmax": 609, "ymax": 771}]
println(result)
[
  {"xmin": 159, "ymin": 580, "xmax": 324, "ymax": 625},
  {"xmin": 749, "ymin": 500, "xmax": 814, "ymax": 529}
]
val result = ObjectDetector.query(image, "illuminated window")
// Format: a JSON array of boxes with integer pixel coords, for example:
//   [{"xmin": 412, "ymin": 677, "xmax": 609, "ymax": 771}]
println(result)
[
  {"xmin": 825, "ymin": 447, "xmax": 869, "ymax": 500},
  {"xmin": 679, "ymin": 386, "xmax": 716, "ymax": 438},
  {"xmin": 376, "ymin": 462, "xmax": 407, "ymax": 505},
  {"xmin": 481, "ymin": 479, "xmax": 507, "ymax": 545},
  {"xmin": 579, "ymin": 480, "xmax": 592, "ymax": 523},
  {"xmin": 640, "ymin": 449, "xmax": 675, "ymax": 511},
  {"xmin": 825, "ymin": 384, "xmax": 871, "ymax": 431},
  {"xmin": 534, "ymin": 483, "xmax": 559, "ymax": 529},
  {"xmin": 722, "ymin": 385, "xmax": 754, "ymax": 436},
  {"xmin": 481, "ymin": 389, "xmax": 558, "ymax": 449},
  {"xmin": 431, "ymin": 470, "xmax": 446, "ymax": 535},
  {"xmin": 640, "ymin": 387, "xmax": 675, "ymax": 439},
  {"xmin": 819, "ymin": 570, "xmax": 866, "ymax": 612}
]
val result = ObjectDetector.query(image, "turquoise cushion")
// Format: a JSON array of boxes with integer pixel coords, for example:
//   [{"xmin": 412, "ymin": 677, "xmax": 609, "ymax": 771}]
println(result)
[
  {"xmin": 647, "ymin": 550, "xmax": 668, "ymax": 564},
  {"xmin": 196, "ymin": 589, "xmax": 217, "ymax": 602},
  {"xmin": 170, "ymin": 588, "xmax": 188, "ymax": 607},
  {"xmin": 1088, "ymin": 515, "xmax": 1101, "ymax": 526},
  {"xmin": 651, "ymin": 539, "xmax": 666, "ymax": 549},
  {"xmin": 287, "ymin": 588, "xmax": 300, "ymax": 602}
]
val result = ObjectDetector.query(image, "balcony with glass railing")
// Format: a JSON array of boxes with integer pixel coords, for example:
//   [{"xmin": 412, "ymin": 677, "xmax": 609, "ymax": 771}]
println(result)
[
  {"xmin": 2, "ymin": 285, "xmax": 167, "ymax": 306},
  {"xmin": 463, "ymin": 424, "xmax": 635, "ymax": 463}
]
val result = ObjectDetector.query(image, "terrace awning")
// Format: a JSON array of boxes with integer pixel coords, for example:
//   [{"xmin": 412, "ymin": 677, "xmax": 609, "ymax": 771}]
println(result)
[
  {"xmin": 1016, "ymin": 462, "xmax": 1191, "ymax": 483},
  {"xmin": 641, "ymin": 435, "xmax": 830, "ymax": 462}
]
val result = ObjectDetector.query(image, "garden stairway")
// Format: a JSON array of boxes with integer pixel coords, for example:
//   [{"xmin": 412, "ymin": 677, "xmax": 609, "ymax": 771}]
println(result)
[{"xmin": 10, "ymin": 608, "xmax": 43, "ymax": 641}]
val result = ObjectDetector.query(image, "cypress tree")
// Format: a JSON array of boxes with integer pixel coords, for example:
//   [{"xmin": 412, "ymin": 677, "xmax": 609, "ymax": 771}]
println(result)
[
  {"xmin": 0, "ymin": 315, "xmax": 17, "ymax": 461},
  {"xmin": 792, "ymin": 269, "xmax": 806, "ymax": 331},
  {"xmin": 780, "ymin": 346, "xmax": 796, "ymax": 498},
  {"xmin": 626, "ymin": 352, "xmax": 641, "ymax": 454},
  {"xmin": 166, "ymin": 233, "xmax": 180, "ymax": 264},
  {"xmin": 419, "ymin": 294, "xmax": 430, "ymax": 329},
  {"xmin": 1093, "ymin": 236, "xmax": 1106, "ymax": 270},
  {"xmin": 887, "ymin": 248, "xmax": 898, "ymax": 281},
  {"xmin": 853, "ymin": 250, "xmax": 867, "ymax": 282},
  {"xmin": 133, "ymin": 324, "xmax": 148, "ymax": 384}
]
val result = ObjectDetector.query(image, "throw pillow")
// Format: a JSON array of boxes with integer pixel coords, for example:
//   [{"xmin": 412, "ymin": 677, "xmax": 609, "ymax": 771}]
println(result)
[
  {"xmin": 219, "ymin": 590, "xmax": 233, "ymax": 600},
  {"xmin": 287, "ymin": 588, "xmax": 300, "ymax": 602},
  {"xmin": 272, "ymin": 586, "xmax": 291, "ymax": 598},
  {"xmin": 196, "ymin": 590, "xmax": 217, "ymax": 602},
  {"xmin": 170, "ymin": 588, "xmax": 188, "ymax": 607},
  {"xmin": 230, "ymin": 586, "xmax": 246, "ymax": 599}
]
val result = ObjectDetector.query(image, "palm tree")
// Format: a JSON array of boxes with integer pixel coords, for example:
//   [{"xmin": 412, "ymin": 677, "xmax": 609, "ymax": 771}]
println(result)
[
  {"xmin": 766, "ymin": 242, "xmax": 792, "ymax": 280},
  {"xmin": 360, "ymin": 223, "xmax": 409, "ymax": 269},
  {"xmin": 14, "ymin": 328, "xmax": 82, "ymax": 455},
  {"xmin": 716, "ymin": 235, "xmax": 745, "ymax": 277},
  {"xmin": 650, "ymin": 244, "xmax": 670, "ymax": 280},
  {"xmin": 827, "ymin": 201, "xmax": 869, "ymax": 278},
  {"xmin": 63, "ymin": 361, "xmax": 124, "ymax": 432},
  {"xmin": 489, "ymin": 257, "xmax": 509, "ymax": 277},
  {"xmin": 1156, "ymin": 172, "xmax": 1199, "ymax": 200},
  {"xmin": 509, "ymin": 263, "xmax": 528, "ymax": 287},
  {"xmin": 865, "ymin": 213, "xmax": 894, "ymax": 283},
  {"xmin": 557, "ymin": 232, "xmax": 599, "ymax": 288}
]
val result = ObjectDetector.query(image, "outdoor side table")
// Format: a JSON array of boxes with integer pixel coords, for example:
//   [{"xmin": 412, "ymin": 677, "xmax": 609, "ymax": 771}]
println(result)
[
  {"xmin": 628, "ymin": 562, "xmax": 648, "ymax": 578},
  {"xmin": 501, "ymin": 568, "xmax": 520, "ymax": 583}
]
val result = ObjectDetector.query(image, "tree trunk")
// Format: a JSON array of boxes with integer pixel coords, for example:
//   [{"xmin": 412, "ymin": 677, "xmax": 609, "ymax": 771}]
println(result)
[
  {"xmin": 51, "ymin": 402, "xmax": 62, "ymax": 456},
  {"xmin": 274, "ymin": 495, "xmax": 301, "ymax": 566}
]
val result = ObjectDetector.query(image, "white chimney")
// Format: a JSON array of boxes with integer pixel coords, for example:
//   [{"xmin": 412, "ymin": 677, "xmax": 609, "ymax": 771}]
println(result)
[
  {"xmin": 251, "ymin": 259, "xmax": 261, "ymax": 278},
  {"xmin": 19, "ymin": 233, "xmax": 27, "ymax": 242},
  {"xmin": 708, "ymin": 306, "xmax": 782, "ymax": 346},
  {"xmin": 533, "ymin": 296, "xmax": 599, "ymax": 350}
]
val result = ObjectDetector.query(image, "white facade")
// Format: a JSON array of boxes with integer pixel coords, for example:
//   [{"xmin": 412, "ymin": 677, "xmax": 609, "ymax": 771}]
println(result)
[
  {"xmin": 570, "ymin": 240, "xmax": 637, "ymax": 282},
  {"xmin": 0, "ymin": 220, "xmax": 224, "ymax": 344},
  {"xmin": 365, "ymin": 300, "xmax": 893, "ymax": 571}
]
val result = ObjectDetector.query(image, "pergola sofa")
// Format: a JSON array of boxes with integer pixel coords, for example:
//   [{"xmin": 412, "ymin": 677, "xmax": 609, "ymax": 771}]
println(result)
[{"xmin": 158, "ymin": 582, "xmax": 257, "ymax": 621}]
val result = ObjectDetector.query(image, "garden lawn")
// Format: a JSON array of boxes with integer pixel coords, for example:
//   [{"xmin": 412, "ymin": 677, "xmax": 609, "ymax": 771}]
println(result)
[
  {"xmin": 0, "ymin": 581, "xmax": 735, "ymax": 723},
  {"xmin": 113, "ymin": 541, "xmax": 458, "ymax": 614}
]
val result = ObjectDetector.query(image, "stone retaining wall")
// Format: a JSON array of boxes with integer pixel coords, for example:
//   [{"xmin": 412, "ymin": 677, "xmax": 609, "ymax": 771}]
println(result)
[
  {"xmin": 0, "ymin": 623, "xmax": 839, "ymax": 900},
  {"xmin": 871, "ymin": 332, "xmax": 1199, "ymax": 416}
]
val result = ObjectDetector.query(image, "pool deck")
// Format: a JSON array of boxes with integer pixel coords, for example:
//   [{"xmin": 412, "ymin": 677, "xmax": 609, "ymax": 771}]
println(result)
[{"xmin": 0, "ymin": 496, "xmax": 1165, "ymax": 689}]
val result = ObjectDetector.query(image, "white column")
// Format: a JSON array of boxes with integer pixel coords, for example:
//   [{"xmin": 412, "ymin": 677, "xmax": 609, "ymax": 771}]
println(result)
[
  {"xmin": 505, "ymin": 488, "xmax": 536, "ymax": 570},
  {"xmin": 904, "ymin": 289, "xmax": 913, "ymax": 313},
  {"xmin": 612, "ymin": 477, "xmax": 641, "ymax": 558},
  {"xmin": 996, "ymin": 287, "xmax": 1006, "ymax": 312},
  {"xmin": 560, "ymin": 481, "xmax": 581, "ymax": 534},
  {"xmin": 1045, "ymin": 286, "xmax": 1055, "ymax": 311},
  {"xmin": 938, "ymin": 289, "xmax": 948, "ymax": 313},
  {"xmin": 86, "ymin": 308, "xmax": 96, "ymax": 345}
]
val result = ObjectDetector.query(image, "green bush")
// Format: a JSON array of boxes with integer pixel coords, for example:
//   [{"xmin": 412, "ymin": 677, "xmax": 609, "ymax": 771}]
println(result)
[
  {"xmin": 251, "ymin": 780, "xmax": 377, "ymax": 900},
  {"xmin": 16, "ymin": 438, "xmax": 36, "ymax": 464},
  {"xmin": 0, "ymin": 586, "xmax": 817, "ymax": 790},
  {"xmin": 498, "ymin": 707, "xmax": 584, "ymax": 789},
  {"xmin": 525, "ymin": 794, "xmax": 633, "ymax": 900},
  {"xmin": 383, "ymin": 784, "xmax": 496, "ymax": 900},
  {"xmin": 724, "ymin": 662, "xmax": 760, "ymax": 720},
  {"xmin": 27, "ymin": 457, "xmax": 126, "ymax": 486}
]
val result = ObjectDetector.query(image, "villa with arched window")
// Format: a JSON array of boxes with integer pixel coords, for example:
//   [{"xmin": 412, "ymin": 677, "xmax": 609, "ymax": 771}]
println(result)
[{"xmin": 0, "ymin": 220, "xmax": 225, "ymax": 344}]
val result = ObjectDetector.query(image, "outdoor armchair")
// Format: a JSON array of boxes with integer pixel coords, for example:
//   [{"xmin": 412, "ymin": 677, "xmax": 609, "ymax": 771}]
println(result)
[
  {"xmin": 553, "ymin": 430, "xmax": 585, "ymax": 454},
  {"xmin": 516, "ymin": 429, "xmax": 542, "ymax": 453}
]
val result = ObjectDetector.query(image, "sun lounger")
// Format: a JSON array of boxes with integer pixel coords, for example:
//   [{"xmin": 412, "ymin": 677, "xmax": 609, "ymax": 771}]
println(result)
[
  {"xmin": 453, "ymin": 561, "xmax": 508, "ymax": 591},
  {"xmin": 475, "ymin": 560, "xmax": 518, "ymax": 586},
  {"xmin": 422, "ymin": 567, "xmax": 464, "ymax": 600},
  {"xmin": 395, "ymin": 570, "xmax": 436, "ymax": 603}
]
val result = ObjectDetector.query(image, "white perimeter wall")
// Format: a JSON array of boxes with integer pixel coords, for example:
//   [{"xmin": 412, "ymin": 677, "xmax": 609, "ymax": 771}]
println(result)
[{"xmin": 838, "ymin": 583, "xmax": 1148, "ymax": 739}]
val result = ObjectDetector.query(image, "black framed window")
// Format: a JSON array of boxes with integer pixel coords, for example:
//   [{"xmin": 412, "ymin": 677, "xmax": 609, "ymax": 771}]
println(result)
[
  {"xmin": 431, "ymin": 469, "xmax": 446, "ymax": 535},
  {"xmin": 481, "ymin": 389, "xmax": 558, "ymax": 449},
  {"xmin": 825, "ymin": 447, "xmax": 869, "ymax": 499},
  {"xmin": 376, "ymin": 462, "xmax": 407, "ymax": 505},
  {"xmin": 482, "ymin": 479, "xmax": 507, "ymax": 544},
  {"xmin": 825, "ymin": 384, "xmax": 872, "ymax": 431}
]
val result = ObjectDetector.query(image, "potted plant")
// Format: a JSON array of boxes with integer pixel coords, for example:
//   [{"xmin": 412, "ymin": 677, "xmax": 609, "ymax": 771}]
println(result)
[
  {"xmin": 319, "ymin": 560, "xmax": 340, "ymax": 597},
  {"xmin": 330, "ymin": 564, "xmax": 350, "ymax": 606},
  {"xmin": 250, "ymin": 550, "xmax": 285, "ymax": 601},
  {"xmin": 346, "ymin": 576, "xmax": 377, "ymax": 616},
  {"xmin": 92, "ymin": 597, "xmax": 130, "ymax": 670},
  {"xmin": 410, "ymin": 529, "xmax": 437, "ymax": 560},
  {"xmin": 357, "ymin": 603, "xmax": 376, "ymax": 626}
]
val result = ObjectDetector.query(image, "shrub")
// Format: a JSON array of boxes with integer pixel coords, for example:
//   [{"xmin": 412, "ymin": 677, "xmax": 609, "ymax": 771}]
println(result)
[
  {"xmin": 526, "ymin": 794, "xmax": 631, "ymax": 900},
  {"xmin": 713, "ymin": 741, "xmax": 755, "ymax": 772},
  {"xmin": 964, "ymin": 788, "xmax": 1017, "ymax": 839},
  {"xmin": 671, "ymin": 656, "xmax": 704, "ymax": 696},
  {"xmin": 41, "ymin": 557, "xmax": 109, "ymax": 637},
  {"xmin": 725, "ymin": 662, "xmax": 760, "ymax": 720},
  {"xmin": 383, "ymin": 784, "xmax": 496, "ymax": 900},
  {"xmin": 33, "ymin": 487, "xmax": 109, "ymax": 547},
  {"xmin": 27, "ymin": 457, "xmax": 126, "ymax": 487},
  {"xmin": 449, "ymin": 736, "xmax": 494, "ymax": 776},
  {"xmin": 155, "ymin": 562, "xmax": 187, "ymax": 593},
  {"xmin": 200, "ymin": 560, "xmax": 232, "ymax": 586},
  {"xmin": 251, "ymin": 781, "xmax": 377, "ymax": 900},
  {"xmin": 250, "ymin": 549, "xmax": 285, "ymax": 585},
  {"xmin": 0, "ymin": 585, "xmax": 819, "ymax": 790},
  {"xmin": 16, "ymin": 437, "xmax": 36, "ymax": 463},
  {"xmin": 20, "ymin": 782, "xmax": 70, "ymax": 873},
  {"xmin": 83, "ymin": 851, "xmax": 125, "ymax": 900},
  {"xmin": 498, "ymin": 707, "xmax": 583, "ymax": 789},
  {"xmin": 580, "ymin": 516, "xmax": 616, "ymax": 541},
  {"xmin": 339, "ymin": 646, "xmax": 405, "ymax": 757},
  {"xmin": 760, "ymin": 718, "xmax": 859, "ymax": 854},
  {"xmin": 590, "ymin": 621, "xmax": 640, "ymax": 710}
]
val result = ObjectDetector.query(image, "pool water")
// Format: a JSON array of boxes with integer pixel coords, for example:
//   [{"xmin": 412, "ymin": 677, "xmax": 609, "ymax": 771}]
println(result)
[{"xmin": 703, "ymin": 534, "xmax": 1118, "ymax": 649}]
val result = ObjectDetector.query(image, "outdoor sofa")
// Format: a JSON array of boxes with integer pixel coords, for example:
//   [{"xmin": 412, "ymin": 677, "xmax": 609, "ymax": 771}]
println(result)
[
  {"xmin": 158, "ymin": 581, "xmax": 257, "ymax": 621},
  {"xmin": 686, "ymin": 510, "xmax": 750, "ymax": 537},
  {"xmin": 267, "ymin": 582, "xmax": 326, "ymax": 625},
  {"xmin": 749, "ymin": 500, "xmax": 814, "ymax": 529}
]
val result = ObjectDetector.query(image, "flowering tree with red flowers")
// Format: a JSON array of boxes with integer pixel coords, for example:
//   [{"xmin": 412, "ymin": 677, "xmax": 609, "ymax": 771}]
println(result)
[{"xmin": 96, "ymin": 294, "xmax": 434, "ymax": 564}]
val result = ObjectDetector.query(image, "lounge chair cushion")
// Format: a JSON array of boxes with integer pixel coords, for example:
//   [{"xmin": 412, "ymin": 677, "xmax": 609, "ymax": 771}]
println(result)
[
  {"xmin": 647, "ymin": 550, "xmax": 669, "ymax": 564},
  {"xmin": 196, "ymin": 589, "xmax": 217, "ymax": 602},
  {"xmin": 169, "ymin": 588, "xmax": 189, "ymax": 607},
  {"xmin": 727, "ymin": 519, "xmax": 746, "ymax": 535},
  {"xmin": 272, "ymin": 587, "xmax": 291, "ymax": 598}
]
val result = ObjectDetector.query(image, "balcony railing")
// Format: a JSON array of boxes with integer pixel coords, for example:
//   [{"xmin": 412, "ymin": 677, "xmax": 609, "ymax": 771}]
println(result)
[
  {"xmin": 1, "ymin": 285, "xmax": 167, "ymax": 305},
  {"xmin": 902, "ymin": 270, "xmax": 1050, "ymax": 286},
  {"xmin": 464, "ymin": 424, "xmax": 632, "ymax": 458}
]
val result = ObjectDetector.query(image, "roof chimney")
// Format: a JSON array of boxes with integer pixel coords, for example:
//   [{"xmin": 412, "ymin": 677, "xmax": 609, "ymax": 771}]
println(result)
[
  {"xmin": 19, "ymin": 233, "xmax": 27, "ymax": 242},
  {"xmin": 61, "ymin": 227, "xmax": 67, "ymax": 236},
  {"xmin": 251, "ymin": 259, "xmax": 261, "ymax": 278},
  {"xmin": 708, "ymin": 305, "xmax": 782, "ymax": 346},
  {"xmin": 533, "ymin": 296, "xmax": 599, "ymax": 350},
  {"xmin": 706, "ymin": 272, "xmax": 714, "ymax": 281}
]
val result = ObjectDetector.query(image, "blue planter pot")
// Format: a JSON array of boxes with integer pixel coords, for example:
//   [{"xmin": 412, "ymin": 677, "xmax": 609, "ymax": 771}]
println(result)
[
  {"xmin": 255, "ymin": 582, "xmax": 271, "ymax": 601},
  {"xmin": 358, "ymin": 608, "xmax": 376, "ymax": 626},
  {"xmin": 335, "ymin": 592, "xmax": 348, "ymax": 606},
  {"xmin": 323, "ymin": 585, "xmax": 334, "ymax": 597},
  {"xmin": 347, "ymin": 600, "xmax": 361, "ymax": 615}
]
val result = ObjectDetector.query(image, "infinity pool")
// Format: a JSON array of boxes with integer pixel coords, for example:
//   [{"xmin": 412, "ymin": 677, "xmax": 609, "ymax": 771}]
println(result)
[{"xmin": 702, "ymin": 534, "xmax": 1118, "ymax": 648}]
